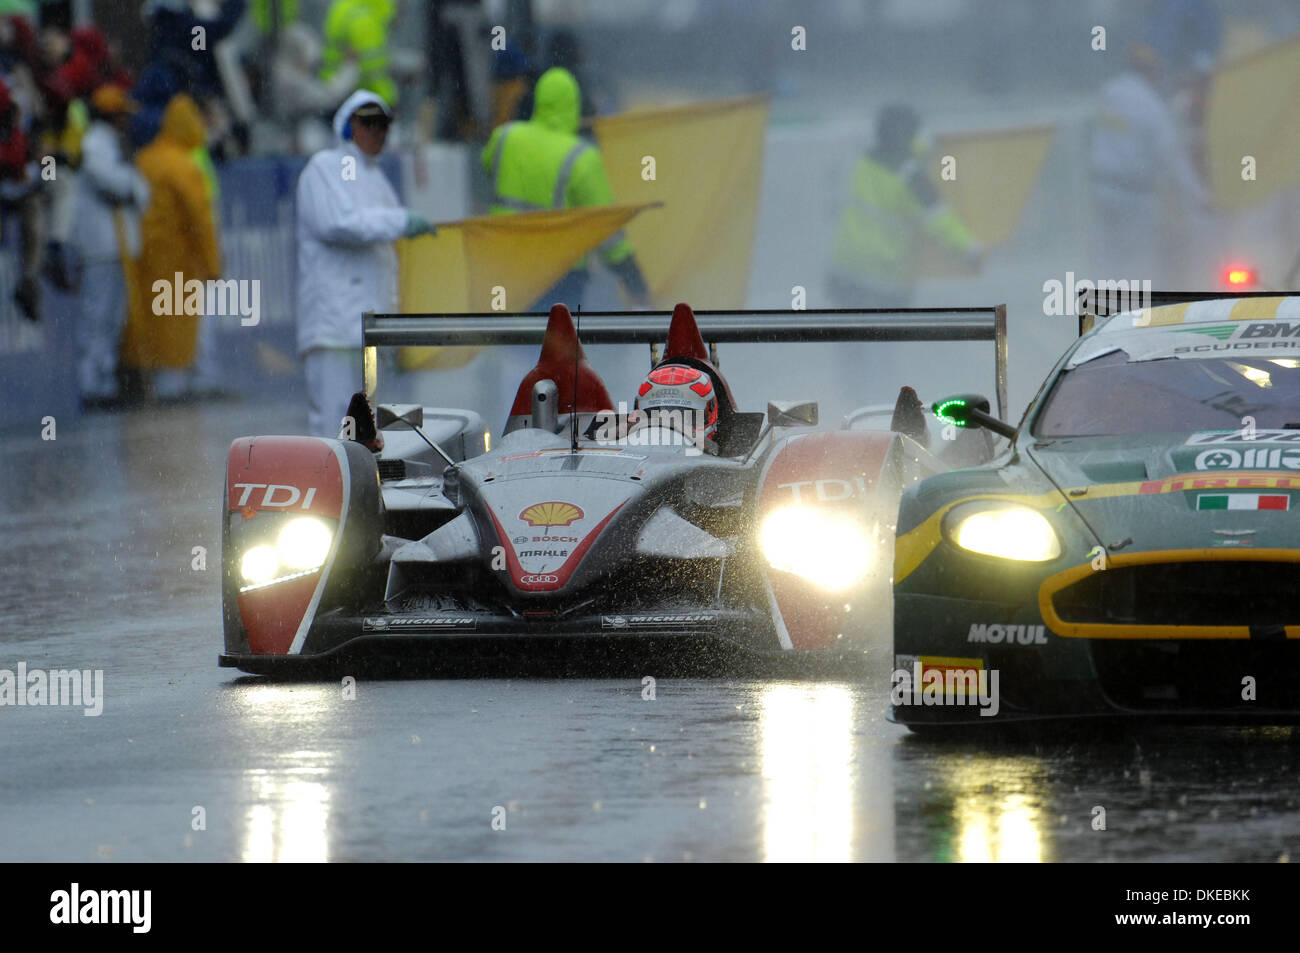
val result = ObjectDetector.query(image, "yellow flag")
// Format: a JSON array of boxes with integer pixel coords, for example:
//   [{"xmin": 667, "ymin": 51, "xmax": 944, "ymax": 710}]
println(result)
[
  {"xmin": 396, "ymin": 202, "xmax": 656, "ymax": 370},
  {"xmin": 931, "ymin": 124, "xmax": 1055, "ymax": 246},
  {"xmin": 1206, "ymin": 32, "xmax": 1300, "ymax": 210},
  {"xmin": 914, "ymin": 123, "xmax": 1055, "ymax": 277},
  {"xmin": 594, "ymin": 97, "xmax": 769, "ymax": 309}
]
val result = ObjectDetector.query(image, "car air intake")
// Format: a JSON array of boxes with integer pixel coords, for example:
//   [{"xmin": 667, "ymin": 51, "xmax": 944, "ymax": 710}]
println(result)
[
  {"xmin": 533, "ymin": 378, "xmax": 559, "ymax": 433},
  {"xmin": 1052, "ymin": 561, "xmax": 1298, "ymax": 628},
  {"xmin": 1091, "ymin": 641, "xmax": 1300, "ymax": 710},
  {"xmin": 378, "ymin": 459, "xmax": 406, "ymax": 481}
]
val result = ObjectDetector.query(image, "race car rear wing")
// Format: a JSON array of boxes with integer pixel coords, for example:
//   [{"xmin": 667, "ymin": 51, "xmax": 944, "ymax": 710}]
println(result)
[{"xmin": 363, "ymin": 306, "xmax": 1009, "ymax": 420}]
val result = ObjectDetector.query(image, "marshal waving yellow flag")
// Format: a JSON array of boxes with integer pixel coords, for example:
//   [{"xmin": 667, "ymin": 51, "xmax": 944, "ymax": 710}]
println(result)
[
  {"xmin": 593, "ymin": 96, "xmax": 769, "ymax": 309},
  {"xmin": 396, "ymin": 201, "xmax": 656, "ymax": 370},
  {"xmin": 1205, "ymin": 32, "xmax": 1300, "ymax": 210}
]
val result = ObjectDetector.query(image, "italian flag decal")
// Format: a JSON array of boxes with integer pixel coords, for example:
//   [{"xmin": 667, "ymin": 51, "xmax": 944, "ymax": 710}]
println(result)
[{"xmin": 1197, "ymin": 493, "xmax": 1290, "ymax": 511}]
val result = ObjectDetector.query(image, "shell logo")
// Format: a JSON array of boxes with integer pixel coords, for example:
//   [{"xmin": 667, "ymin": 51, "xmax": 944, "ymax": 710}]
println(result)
[{"xmin": 519, "ymin": 501, "xmax": 585, "ymax": 529}]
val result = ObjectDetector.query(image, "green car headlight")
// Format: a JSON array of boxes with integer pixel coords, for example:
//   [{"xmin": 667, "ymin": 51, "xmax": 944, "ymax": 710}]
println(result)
[
  {"xmin": 761, "ymin": 506, "xmax": 874, "ymax": 592},
  {"xmin": 945, "ymin": 503, "xmax": 1061, "ymax": 562}
]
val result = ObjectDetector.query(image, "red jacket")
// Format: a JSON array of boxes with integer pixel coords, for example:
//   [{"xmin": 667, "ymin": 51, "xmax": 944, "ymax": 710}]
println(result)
[{"xmin": 0, "ymin": 81, "xmax": 28, "ymax": 180}]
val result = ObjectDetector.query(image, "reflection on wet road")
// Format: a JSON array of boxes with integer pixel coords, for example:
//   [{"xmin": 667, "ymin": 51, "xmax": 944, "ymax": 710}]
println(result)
[
  {"xmin": 2, "ymin": 404, "xmax": 1298, "ymax": 861},
  {"xmin": 760, "ymin": 684, "xmax": 856, "ymax": 862}
]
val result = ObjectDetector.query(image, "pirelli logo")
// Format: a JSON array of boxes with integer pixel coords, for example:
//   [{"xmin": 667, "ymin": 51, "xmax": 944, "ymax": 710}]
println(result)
[{"xmin": 1138, "ymin": 473, "xmax": 1300, "ymax": 495}]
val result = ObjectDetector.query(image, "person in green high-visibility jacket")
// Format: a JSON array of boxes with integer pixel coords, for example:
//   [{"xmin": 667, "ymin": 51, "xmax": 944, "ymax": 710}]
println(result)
[
  {"xmin": 828, "ymin": 103, "xmax": 981, "ymax": 308},
  {"xmin": 321, "ymin": 0, "xmax": 397, "ymax": 107},
  {"xmin": 251, "ymin": 0, "xmax": 299, "ymax": 34},
  {"xmin": 482, "ymin": 67, "xmax": 649, "ymax": 311}
]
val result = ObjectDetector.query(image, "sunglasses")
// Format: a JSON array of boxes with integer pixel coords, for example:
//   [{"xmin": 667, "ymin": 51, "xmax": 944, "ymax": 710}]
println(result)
[{"xmin": 355, "ymin": 114, "xmax": 391, "ymax": 129}]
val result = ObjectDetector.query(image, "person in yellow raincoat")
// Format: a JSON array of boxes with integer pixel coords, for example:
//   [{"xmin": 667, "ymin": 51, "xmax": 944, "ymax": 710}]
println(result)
[{"xmin": 121, "ymin": 93, "xmax": 222, "ymax": 400}]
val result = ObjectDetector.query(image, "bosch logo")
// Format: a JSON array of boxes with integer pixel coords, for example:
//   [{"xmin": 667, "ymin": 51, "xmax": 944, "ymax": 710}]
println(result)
[
  {"xmin": 513, "ymin": 535, "xmax": 528, "ymax": 544},
  {"xmin": 520, "ymin": 573, "xmax": 559, "ymax": 584}
]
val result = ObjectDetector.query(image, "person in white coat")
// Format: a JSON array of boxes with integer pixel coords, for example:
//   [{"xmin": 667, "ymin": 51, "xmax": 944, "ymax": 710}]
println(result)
[
  {"xmin": 71, "ymin": 85, "xmax": 150, "ymax": 407},
  {"xmin": 1088, "ymin": 44, "xmax": 1210, "ymax": 284},
  {"xmin": 295, "ymin": 88, "xmax": 434, "ymax": 437}
]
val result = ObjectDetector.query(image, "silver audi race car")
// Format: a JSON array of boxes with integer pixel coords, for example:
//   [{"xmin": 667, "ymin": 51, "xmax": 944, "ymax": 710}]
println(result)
[{"xmin": 219, "ymin": 302, "xmax": 1004, "ymax": 676}]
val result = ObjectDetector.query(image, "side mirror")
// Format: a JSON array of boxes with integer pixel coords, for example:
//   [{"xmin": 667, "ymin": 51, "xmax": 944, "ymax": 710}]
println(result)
[
  {"xmin": 932, "ymin": 393, "xmax": 1016, "ymax": 440},
  {"xmin": 376, "ymin": 403, "xmax": 424, "ymax": 431},
  {"xmin": 767, "ymin": 400, "xmax": 819, "ymax": 428}
]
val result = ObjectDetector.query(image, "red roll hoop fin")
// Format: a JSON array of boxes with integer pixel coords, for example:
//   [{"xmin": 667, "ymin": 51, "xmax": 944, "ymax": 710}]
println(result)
[{"xmin": 509, "ymin": 303, "xmax": 614, "ymax": 416}]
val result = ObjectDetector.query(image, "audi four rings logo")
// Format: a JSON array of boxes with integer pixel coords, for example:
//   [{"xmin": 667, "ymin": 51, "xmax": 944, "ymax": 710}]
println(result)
[{"xmin": 520, "ymin": 573, "xmax": 559, "ymax": 584}]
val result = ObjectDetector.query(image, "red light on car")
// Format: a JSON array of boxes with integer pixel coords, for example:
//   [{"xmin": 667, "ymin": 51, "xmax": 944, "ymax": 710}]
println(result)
[{"xmin": 1224, "ymin": 266, "xmax": 1256, "ymax": 287}]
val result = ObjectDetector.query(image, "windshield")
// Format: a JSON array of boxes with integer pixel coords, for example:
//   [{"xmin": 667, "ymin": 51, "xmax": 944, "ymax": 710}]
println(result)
[{"xmin": 1033, "ymin": 352, "xmax": 1300, "ymax": 437}]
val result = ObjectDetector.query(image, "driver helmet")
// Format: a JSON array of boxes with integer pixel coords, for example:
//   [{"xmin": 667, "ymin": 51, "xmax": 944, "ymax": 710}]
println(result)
[{"xmin": 634, "ymin": 363, "xmax": 718, "ymax": 442}]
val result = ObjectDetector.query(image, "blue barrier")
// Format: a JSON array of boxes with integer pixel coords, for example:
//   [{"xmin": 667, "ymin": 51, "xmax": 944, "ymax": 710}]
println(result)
[{"xmin": 0, "ymin": 223, "xmax": 80, "ymax": 430}]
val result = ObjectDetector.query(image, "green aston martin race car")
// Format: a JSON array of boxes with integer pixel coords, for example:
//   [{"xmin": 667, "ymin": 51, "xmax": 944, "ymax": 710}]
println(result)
[{"xmin": 891, "ymin": 293, "xmax": 1300, "ymax": 727}]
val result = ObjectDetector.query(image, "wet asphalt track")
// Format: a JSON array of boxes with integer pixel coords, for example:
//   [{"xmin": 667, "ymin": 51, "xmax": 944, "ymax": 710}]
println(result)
[{"xmin": 3, "ymin": 401, "xmax": 1300, "ymax": 862}]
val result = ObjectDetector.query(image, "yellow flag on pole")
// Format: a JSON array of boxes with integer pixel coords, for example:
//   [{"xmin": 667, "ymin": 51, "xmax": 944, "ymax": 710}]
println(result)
[
  {"xmin": 914, "ymin": 123, "xmax": 1055, "ymax": 277},
  {"xmin": 396, "ymin": 201, "xmax": 657, "ymax": 370},
  {"xmin": 594, "ymin": 96, "xmax": 769, "ymax": 309},
  {"xmin": 1205, "ymin": 32, "xmax": 1300, "ymax": 210},
  {"xmin": 931, "ymin": 124, "xmax": 1055, "ymax": 246}
]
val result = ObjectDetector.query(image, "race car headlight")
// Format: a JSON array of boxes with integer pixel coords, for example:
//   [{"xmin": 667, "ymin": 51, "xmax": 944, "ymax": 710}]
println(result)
[
  {"xmin": 238, "ymin": 517, "xmax": 334, "ymax": 590},
  {"xmin": 276, "ymin": 517, "xmax": 333, "ymax": 571},
  {"xmin": 240, "ymin": 544, "xmax": 280, "ymax": 586},
  {"xmin": 945, "ymin": 503, "xmax": 1060, "ymax": 562},
  {"xmin": 761, "ymin": 506, "xmax": 873, "ymax": 591}
]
